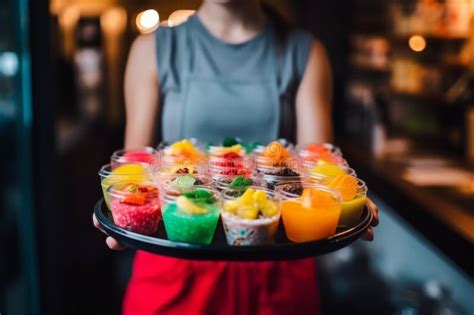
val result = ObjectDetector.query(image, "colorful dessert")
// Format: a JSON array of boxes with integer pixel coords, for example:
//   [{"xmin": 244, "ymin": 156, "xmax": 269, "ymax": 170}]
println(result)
[
  {"xmin": 257, "ymin": 141, "xmax": 290, "ymax": 167},
  {"xmin": 221, "ymin": 187, "xmax": 280, "ymax": 246},
  {"xmin": 207, "ymin": 138, "xmax": 255, "ymax": 178},
  {"xmin": 305, "ymin": 161, "xmax": 356, "ymax": 184},
  {"xmin": 99, "ymin": 163, "xmax": 152, "ymax": 208},
  {"xmin": 164, "ymin": 139, "xmax": 202, "ymax": 160},
  {"xmin": 256, "ymin": 141, "xmax": 301, "ymax": 190},
  {"xmin": 111, "ymin": 147, "xmax": 159, "ymax": 168},
  {"xmin": 324, "ymin": 174, "xmax": 367, "ymax": 227},
  {"xmin": 159, "ymin": 174, "xmax": 213, "ymax": 209},
  {"xmin": 207, "ymin": 137, "xmax": 261, "ymax": 155},
  {"xmin": 280, "ymin": 186, "xmax": 341, "ymax": 242},
  {"xmin": 214, "ymin": 175, "xmax": 256, "ymax": 193},
  {"xmin": 298, "ymin": 143, "xmax": 347, "ymax": 166},
  {"xmin": 161, "ymin": 139, "xmax": 205, "ymax": 175},
  {"xmin": 162, "ymin": 188, "xmax": 220, "ymax": 244},
  {"xmin": 169, "ymin": 174, "xmax": 209, "ymax": 188},
  {"xmin": 108, "ymin": 182, "xmax": 160, "ymax": 235}
]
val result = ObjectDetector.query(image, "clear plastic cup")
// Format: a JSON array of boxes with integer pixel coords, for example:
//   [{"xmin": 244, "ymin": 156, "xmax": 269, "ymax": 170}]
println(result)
[
  {"xmin": 275, "ymin": 181, "xmax": 305, "ymax": 196},
  {"xmin": 207, "ymin": 155, "xmax": 255, "ymax": 178},
  {"xmin": 278, "ymin": 178, "xmax": 366, "ymax": 228},
  {"xmin": 161, "ymin": 186, "xmax": 220, "ymax": 244},
  {"xmin": 257, "ymin": 159, "xmax": 301, "ymax": 191},
  {"xmin": 303, "ymin": 165, "xmax": 357, "ymax": 185},
  {"xmin": 99, "ymin": 163, "xmax": 154, "ymax": 208},
  {"xmin": 111, "ymin": 147, "xmax": 160, "ymax": 169},
  {"xmin": 297, "ymin": 143, "xmax": 348, "ymax": 169},
  {"xmin": 220, "ymin": 187, "xmax": 280, "ymax": 246},
  {"xmin": 297, "ymin": 143, "xmax": 342, "ymax": 158},
  {"xmin": 301, "ymin": 156, "xmax": 350, "ymax": 170},
  {"xmin": 336, "ymin": 178, "xmax": 367, "ymax": 227},
  {"xmin": 158, "ymin": 154, "xmax": 208, "ymax": 176},
  {"xmin": 212, "ymin": 174, "xmax": 263, "ymax": 192},
  {"xmin": 160, "ymin": 174, "xmax": 212, "ymax": 191},
  {"xmin": 279, "ymin": 184, "xmax": 342, "ymax": 242},
  {"xmin": 107, "ymin": 181, "xmax": 160, "ymax": 235}
]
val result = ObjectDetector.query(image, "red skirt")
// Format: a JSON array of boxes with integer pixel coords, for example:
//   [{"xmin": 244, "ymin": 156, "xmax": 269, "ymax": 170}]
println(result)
[{"xmin": 123, "ymin": 251, "xmax": 320, "ymax": 315}]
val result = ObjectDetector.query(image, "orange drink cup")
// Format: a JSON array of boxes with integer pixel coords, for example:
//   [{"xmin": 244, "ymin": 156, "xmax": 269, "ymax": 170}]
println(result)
[{"xmin": 279, "ymin": 185, "xmax": 342, "ymax": 242}]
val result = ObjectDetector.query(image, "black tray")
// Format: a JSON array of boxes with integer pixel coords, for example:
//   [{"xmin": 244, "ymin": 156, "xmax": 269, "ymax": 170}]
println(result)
[{"xmin": 94, "ymin": 199, "xmax": 373, "ymax": 261}]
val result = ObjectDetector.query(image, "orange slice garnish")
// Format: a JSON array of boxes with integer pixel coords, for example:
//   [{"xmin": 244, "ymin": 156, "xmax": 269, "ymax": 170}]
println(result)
[{"xmin": 326, "ymin": 174, "xmax": 357, "ymax": 201}]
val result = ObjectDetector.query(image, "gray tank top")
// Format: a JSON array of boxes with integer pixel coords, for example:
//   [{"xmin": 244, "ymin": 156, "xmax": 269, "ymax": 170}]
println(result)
[{"xmin": 155, "ymin": 14, "xmax": 312, "ymax": 144}]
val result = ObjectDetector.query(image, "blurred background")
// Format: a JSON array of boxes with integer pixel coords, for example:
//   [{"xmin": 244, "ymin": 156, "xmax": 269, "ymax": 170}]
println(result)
[{"xmin": 1, "ymin": 0, "xmax": 474, "ymax": 314}]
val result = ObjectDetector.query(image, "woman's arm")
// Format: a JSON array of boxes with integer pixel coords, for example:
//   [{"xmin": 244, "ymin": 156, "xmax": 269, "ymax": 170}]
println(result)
[
  {"xmin": 124, "ymin": 34, "xmax": 160, "ymax": 148},
  {"xmin": 295, "ymin": 40, "xmax": 379, "ymax": 237},
  {"xmin": 295, "ymin": 39, "xmax": 333, "ymax": 145},
  {"xmin": 93, "ymin": 34, "xmax": 160, "ymax": 250}
]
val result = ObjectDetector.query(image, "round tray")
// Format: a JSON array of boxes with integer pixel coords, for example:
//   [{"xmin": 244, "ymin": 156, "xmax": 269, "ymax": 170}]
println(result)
[{"xmin": 94, "ymin": 199, "xmax": 372, "ymax": 261}]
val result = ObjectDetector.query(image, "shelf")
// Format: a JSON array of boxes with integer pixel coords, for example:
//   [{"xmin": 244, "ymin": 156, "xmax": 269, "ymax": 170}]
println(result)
[
  {"xmin": 391, "ymin": 33, "xmax": 468, "ymax": 41},
  {"xmin": 350, "ymin": 63, "xmax": 391, "ymax": 74},
  {"xmin": 389, "ymin": 90, "xmax": 446, "ymax": 105}
]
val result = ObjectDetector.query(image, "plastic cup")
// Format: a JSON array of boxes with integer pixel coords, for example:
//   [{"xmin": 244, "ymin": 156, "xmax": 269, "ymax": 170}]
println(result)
[
  {"xmin": 278, "ymin": 184, "xmax": 342, "ymax": 242},
  {"xmin": 337, "ymin": 178, "xmax": 367, "ymax": 227},
  {"xmin": 158, "ymin": 154, "xmax": 208, "ymax": 176},
  {"xmin": 303, "ymin": 165, "xmax": 357, "ymax": 185},
  {"xmin": 161, "ymin": 186, "xmax": 220, "ymax": 244},
  {"xmin": 111, "ymin": 147, "xmax": 160, "ymax": 169},
  {"xmin": 296, "ymin": 143, "xmax": 343, "ymax": 158},
  {"xmin": 208, "ymin": 155, "xmax": 255, "ymax": 178},
  {"xmin": 98, "ymin": 163, "xmax": 154, "ymax": 208},
  {"xmin": 107, "ymin": 181, "xmax": 160, "ymax": 235},
  {"xmin": 258, "ymin": 161, "xmax": 301, "ymax": 191},
  {"xmin": 160, "ymin": 174, "xmax": 212, "ymax": 192},
  {"xmin": 220, "ymin": 187, "xmax": 280, "ymax": 246},
  {"xmin": 212, "ymin": 174, "xmax": 263, "ymax": 192}
]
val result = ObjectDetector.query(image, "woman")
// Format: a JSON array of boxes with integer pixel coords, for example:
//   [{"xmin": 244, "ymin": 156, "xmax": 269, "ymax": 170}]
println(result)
[{"xmin": 94, "ymin": 0, "xmax": 379, "ymax": 314}]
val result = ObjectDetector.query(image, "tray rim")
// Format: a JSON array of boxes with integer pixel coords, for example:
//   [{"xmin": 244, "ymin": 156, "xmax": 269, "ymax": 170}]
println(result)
[{"xmin": 94, "ymin": 198, "xmax": 373, "ymax": 260}]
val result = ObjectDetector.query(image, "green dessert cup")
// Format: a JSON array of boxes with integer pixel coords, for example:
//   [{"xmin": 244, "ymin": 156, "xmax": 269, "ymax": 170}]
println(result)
[{"xmin": 162, "ymin": 187, "xmax": 220, "ymax": 244}]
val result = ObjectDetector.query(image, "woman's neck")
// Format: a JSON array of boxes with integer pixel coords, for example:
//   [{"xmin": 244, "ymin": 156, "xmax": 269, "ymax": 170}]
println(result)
[{"xmin": 197, "ymin": 0, "xmax": 266, "ymax": 44}]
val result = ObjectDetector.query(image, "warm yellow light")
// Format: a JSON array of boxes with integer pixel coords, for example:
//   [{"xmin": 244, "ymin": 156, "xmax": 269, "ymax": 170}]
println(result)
[
  {"xmin": 59, "ymin": 5, "xmax": 80, "ymax": 30},
  {"xmin": 136, "ymin": 9, "xmax": 160, "ymax": 34},
  {"xmin": 101, "ymin": 7, "xmax": 127, "ymax": 35},
  {"xmin": 168, "ymin": 10, "xmax": 195, "ymax": 27},
  {"xmin": 409, "ymin": 35, "xmax": 426, "ymax": 52}
]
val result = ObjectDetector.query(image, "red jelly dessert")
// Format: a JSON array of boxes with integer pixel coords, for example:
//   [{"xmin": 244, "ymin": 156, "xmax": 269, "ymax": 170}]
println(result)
[
  {"xmin": 108, "ymin": 183, "xmax": 161, "ymax": 235},
  {"xmin": 208, "ymin": 144, "xmax": 252, "ymax": 177},
  {"xmin": 111, "ymin": 147, "xmax": 159, "ymax": 168}
]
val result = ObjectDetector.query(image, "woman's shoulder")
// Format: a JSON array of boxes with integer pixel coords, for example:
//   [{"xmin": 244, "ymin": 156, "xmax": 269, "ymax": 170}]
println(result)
[
  {"xmin": 155, "ymin": 20, "xmax": 189, "ymax": 42},
  {"xmin": 284, "ymin": 28, "xmax": 314, "ymax": 53},
  {"xmin": 278, "ymin": 27, "xmax": 315, "ymax": 80}
]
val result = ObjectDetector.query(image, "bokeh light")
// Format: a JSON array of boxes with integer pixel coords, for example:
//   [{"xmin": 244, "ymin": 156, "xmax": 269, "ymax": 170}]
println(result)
[
  {"xmin": 136, "ymin": 9, "xmax": 160, "ymax": 34},
  {"xmin": 408, "ymin": 35, "xmax": 426, "ymax": 52}
]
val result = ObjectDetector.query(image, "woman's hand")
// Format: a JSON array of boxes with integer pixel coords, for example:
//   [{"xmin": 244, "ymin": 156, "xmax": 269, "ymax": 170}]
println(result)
[
  {"xmin": 93, "ymin": 213, "xmax": 126, "ymax": 250},
  {"xmin": 361, "ymin": 197, "xmax": 379, "ymax": 241}
]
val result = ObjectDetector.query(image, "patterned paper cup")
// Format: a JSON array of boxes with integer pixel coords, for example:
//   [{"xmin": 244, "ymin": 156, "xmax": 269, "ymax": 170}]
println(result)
[{"xmin": 221, "ymin": 187, "xmax": 280, "ymax": 246}]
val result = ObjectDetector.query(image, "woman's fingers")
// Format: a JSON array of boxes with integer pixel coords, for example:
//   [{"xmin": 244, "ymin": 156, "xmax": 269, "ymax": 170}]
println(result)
[
  {"xmin": 93, "ymin": 213, "xmax": 107, "ymax": 234},
  {"xmin": 361, "ymin": 227, "xmax": 374, "ymax": 241},
  {"xmin": 366, "ymin": 197, "xmax": 379, "ymax": 227},
  {"xmin": 362, "ymin": 198, "xmax": 378, "ymax": 241},
  {"xmin": 93, "ymin": 213, "xmax": 126, "ymax": 250},
  {"xmin": 106, "ymin": 236, "xmax": 126, "ymax": 250}
]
